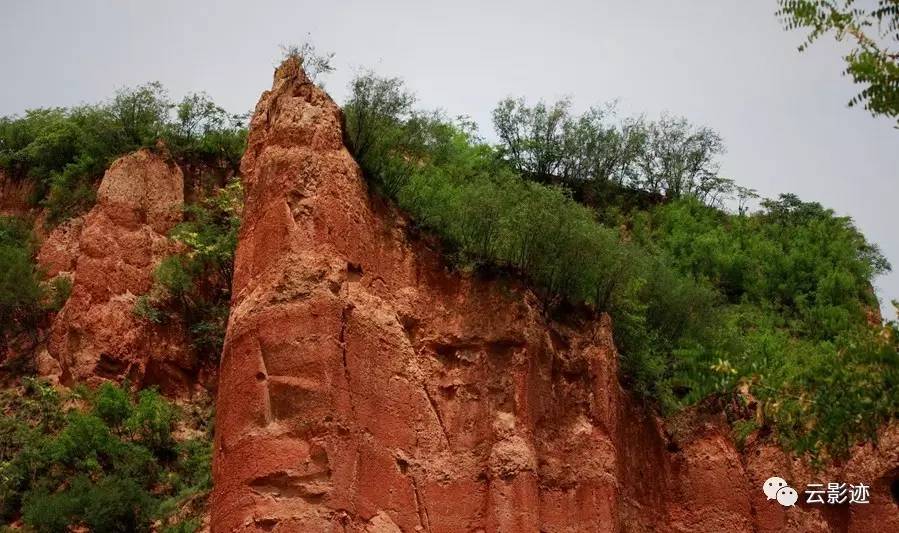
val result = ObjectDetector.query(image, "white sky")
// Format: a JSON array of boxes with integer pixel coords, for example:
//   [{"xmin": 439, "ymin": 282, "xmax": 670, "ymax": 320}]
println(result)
[{"xmin": 3, "ymin": 0, "xmax": 898, "ymax": 315}]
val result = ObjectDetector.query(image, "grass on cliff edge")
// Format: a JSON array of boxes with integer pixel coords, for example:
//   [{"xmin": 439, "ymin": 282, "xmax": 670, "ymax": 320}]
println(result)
[
  {"xmin": 341, "ymin": 68, "xmax": 899, "ymax": 461},
  {"xmin": 0, "ymin": 378, "xmax": 211, "ymax": 533}
]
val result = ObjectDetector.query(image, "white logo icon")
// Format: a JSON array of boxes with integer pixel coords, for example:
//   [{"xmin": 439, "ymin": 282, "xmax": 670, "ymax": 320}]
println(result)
[
  {"xmin": 763, "ymin": 476, "xmax": 799, "ymax": 507},
  {"xmin": 763, "ymin": 477, "xmax": 789, "ymax": 500},
  {"xmin": 776, "ymin": 486, "xmax": 799, "ymax": 507}
]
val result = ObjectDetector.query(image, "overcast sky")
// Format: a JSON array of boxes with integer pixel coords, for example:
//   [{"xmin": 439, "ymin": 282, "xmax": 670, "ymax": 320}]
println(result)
[{"xmin": 3, "ymin": 0, "xmax": 898, "ymax": 315}]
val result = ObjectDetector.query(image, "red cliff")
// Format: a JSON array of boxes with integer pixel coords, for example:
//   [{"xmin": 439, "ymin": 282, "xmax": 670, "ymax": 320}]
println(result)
[{"xmin": 210, "ymin": 59, "xmax": 899, "ymax": 532}]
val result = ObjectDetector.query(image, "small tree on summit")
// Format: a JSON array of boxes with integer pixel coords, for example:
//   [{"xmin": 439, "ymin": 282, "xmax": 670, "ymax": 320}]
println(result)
[{"xmin": 279, "ymin": 41, "xmax": 335, "ymax": 85}]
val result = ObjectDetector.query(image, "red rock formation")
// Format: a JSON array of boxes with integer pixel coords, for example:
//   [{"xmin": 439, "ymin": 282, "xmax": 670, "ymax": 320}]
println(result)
[
  {"xmin": 42, "ymin": 149, "xmax": 199, "ymax": 393},
  {"xmin": 37, "ymin": 216, "xmax": 85, "ymax": 278},
  {"xmin": 212, "ymin": 59, "xmax": 899, "ymax": 532}
]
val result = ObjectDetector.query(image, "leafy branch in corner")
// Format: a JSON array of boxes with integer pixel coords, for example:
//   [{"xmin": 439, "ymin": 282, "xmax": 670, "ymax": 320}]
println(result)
[{"xmin": 778, "ymin": 0, "xmax": 899, "ymax": 125}]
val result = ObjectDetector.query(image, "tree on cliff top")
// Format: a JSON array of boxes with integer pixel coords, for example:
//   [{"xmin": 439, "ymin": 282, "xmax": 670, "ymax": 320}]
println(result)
[
  {"xmin": 491, "ymin": 97, "xmax": 730, "ymax": 205},
  {"xmin": 279, "ymin": 40, "xmax": 335, "ymax": 85}
]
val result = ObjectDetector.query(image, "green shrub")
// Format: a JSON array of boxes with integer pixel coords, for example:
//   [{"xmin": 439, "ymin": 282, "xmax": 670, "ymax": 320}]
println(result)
[
  {"xmin": 0, "ymin": 217, "xmax": 43, "ymax": 350},
  {"xmin": 21, "ymin": 484, "xmax": 82, "ymax": 533},
  {"xmin": 126, "ymin": 389, "xmax": 177, "ymax": 456},
  {"xmin": 162, "ymin": 92, "xmax": 247, "ymax": 169},
  {"xmin": 154, "ymin": 256, "xmax": 195, "ymax": 302},
  {"xmin": 23, "ymin": 475, "xmax": 154, "ymax": 533},
  {"xmin": 45, "ymin": 275, "xmax": 72, "ymax": 312},
  {"xmin": 0, "ymin": 381, "xmax": 211, "ymax": 530},
  {"xmin": 133, "ymin": 294, "xmax": 165, "ymax": 324},
  {"xmin": 81, "ymin": 475, "xmax": 154, "ymax": 533},
  {"xmin": 93, "ymin": 382, "xmax": 133, "ymax": 428},
  {"xmin": 135, "ymin": 180, "xmax": 242, "ymax": 361},
  {"xmin": 632, "ymin": 195, "xmax": 897, "ymax": 457}
]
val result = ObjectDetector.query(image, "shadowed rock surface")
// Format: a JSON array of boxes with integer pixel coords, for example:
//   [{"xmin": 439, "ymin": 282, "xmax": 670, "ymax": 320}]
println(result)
[
  {"xmin": 211, "ymin": 59, "xmax": 899, "ymax": 532},
  {"xmin": 0, "ymin": 169, "xmax": 35, "ymax": 217}
]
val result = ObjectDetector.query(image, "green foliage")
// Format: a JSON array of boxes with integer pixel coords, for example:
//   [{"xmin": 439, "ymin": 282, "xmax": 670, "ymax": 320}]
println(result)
[
  {"xmin": 637, "ymin": 195, "xmax": 888, "ymax": 334},
  {"xmin": 733, "ymin": 419, "xmax": 761, "ymax": 450},
  {"xmin": 163, "ymin": 92, "xmax": 247, "ymax": 168},
  {"xmin": 110, "ymin": 82, "xmax": 171, "ymax": 147},
  {"xmin": 492, "ymin": 97, "xmax": 573, "ymax": 183},
  {"xmin": 0, "ymin": 217, "xmax": 73, "ymax": 357},
  {"xmin": 126, "ymin": 389, "xmax": 177, "ymax": 455},
  {"xmin": 45, "ymin": 275, "xmax": 72, "ymax": 312},
  {"xmin": 344, "ymin": 70, "xmax": 417, "ymax": 196},
  {"xmin": 135, "ymin": 180, "xmax": 243, "ymax": 360},
  {"xmin": 633, "ymin": 195, "xmax": 896, "ymax": 457},
  {"xmin": 0, "ymin": 217, "xmax": 43, "ymax": 351},
  {"xmin": 155, "ymin": 256, "xmax": 195, "ymax": 302},
  {"xmin": 778, "ymin": 0, "xmax": 899, "ymax": 125},
  {"xmin": 491, "ymin": 97, "xmax": 729, "ymax": 203},
  {"xmin": 93, "ymin": 382, "xmax": 133, "ymax": 428},
  {"xmin": 636, "ymin": 115, "xmax": 728, "ymax": 202},
  {"xmin": 0, "ymin": 380, "xmax": 211, "ymax": 531},
  {"xmin": 344, "ymin": 70, "xmax": 899, "ymax": 460},
  {"xmin": 0, "ymin": 84, "xmax": 246, "ymax": 224},
  {"xmin": 133, "ymin": 294, "xmax": 165, "ymax": 324}
]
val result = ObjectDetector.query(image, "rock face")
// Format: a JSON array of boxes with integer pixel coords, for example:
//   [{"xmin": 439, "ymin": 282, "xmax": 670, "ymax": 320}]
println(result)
[
  {"xmin": 0, "ymin": 169, "xmax": 35, "ymax": 217},
  {"xmin": 43, "ymin": 149, "xmax": 197, "ymax": 393},
  {"xmin": 36, "ymin": 215, "xmax": 85, "ymax": 278},
  {"xmin": 211, "ymin": 60, "xmax": 899, "ymax": 532}
]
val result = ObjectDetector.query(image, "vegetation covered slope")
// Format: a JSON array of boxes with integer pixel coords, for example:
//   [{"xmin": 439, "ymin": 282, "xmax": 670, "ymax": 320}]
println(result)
[
  {"xmin": 342, "ymin": 68, "xmax": 899, "ymax": 460},
  {"xmin": 0, "ymin": 85, "xmax": 245, "ymax": 366},
  {"xmin": 0, "ymin": 379, "xmax": 212, "ymax": 532},
  {"xmin": 0, "ymin": 87, "xmax": 244, "ymax": 532}
]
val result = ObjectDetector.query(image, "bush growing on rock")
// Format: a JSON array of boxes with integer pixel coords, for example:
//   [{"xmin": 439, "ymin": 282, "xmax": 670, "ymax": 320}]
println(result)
[
  {"xmin": 0, "ymin": 379, "xmax": 211, "ymax": 532},
  {"xmin": 134, "ymin": 179, "xmax": 243, "ymax": 360},
  {"xmin": 0, "ymin": 216, "xmax": 43, "ymax": 352},
  {"xmin": 343, "ymin": 70, "xmax": 899, "ymax": 459}
]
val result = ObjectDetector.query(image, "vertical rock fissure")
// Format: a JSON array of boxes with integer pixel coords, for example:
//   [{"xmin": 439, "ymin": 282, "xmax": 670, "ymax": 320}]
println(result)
[
  {"xmin": 256, "ymin": 335, "xmax": 274, "ymax": 425},
  {"xmin": 338, "ymin": 303, "xmax": 357, "ymax": 424},
  {"xmin": 410, "ymin": 475, "xmax": 432, "ymax": 533},
  {"xmin": 422, "ymin": 384, "xmax": 451, "ymax": 448}
]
